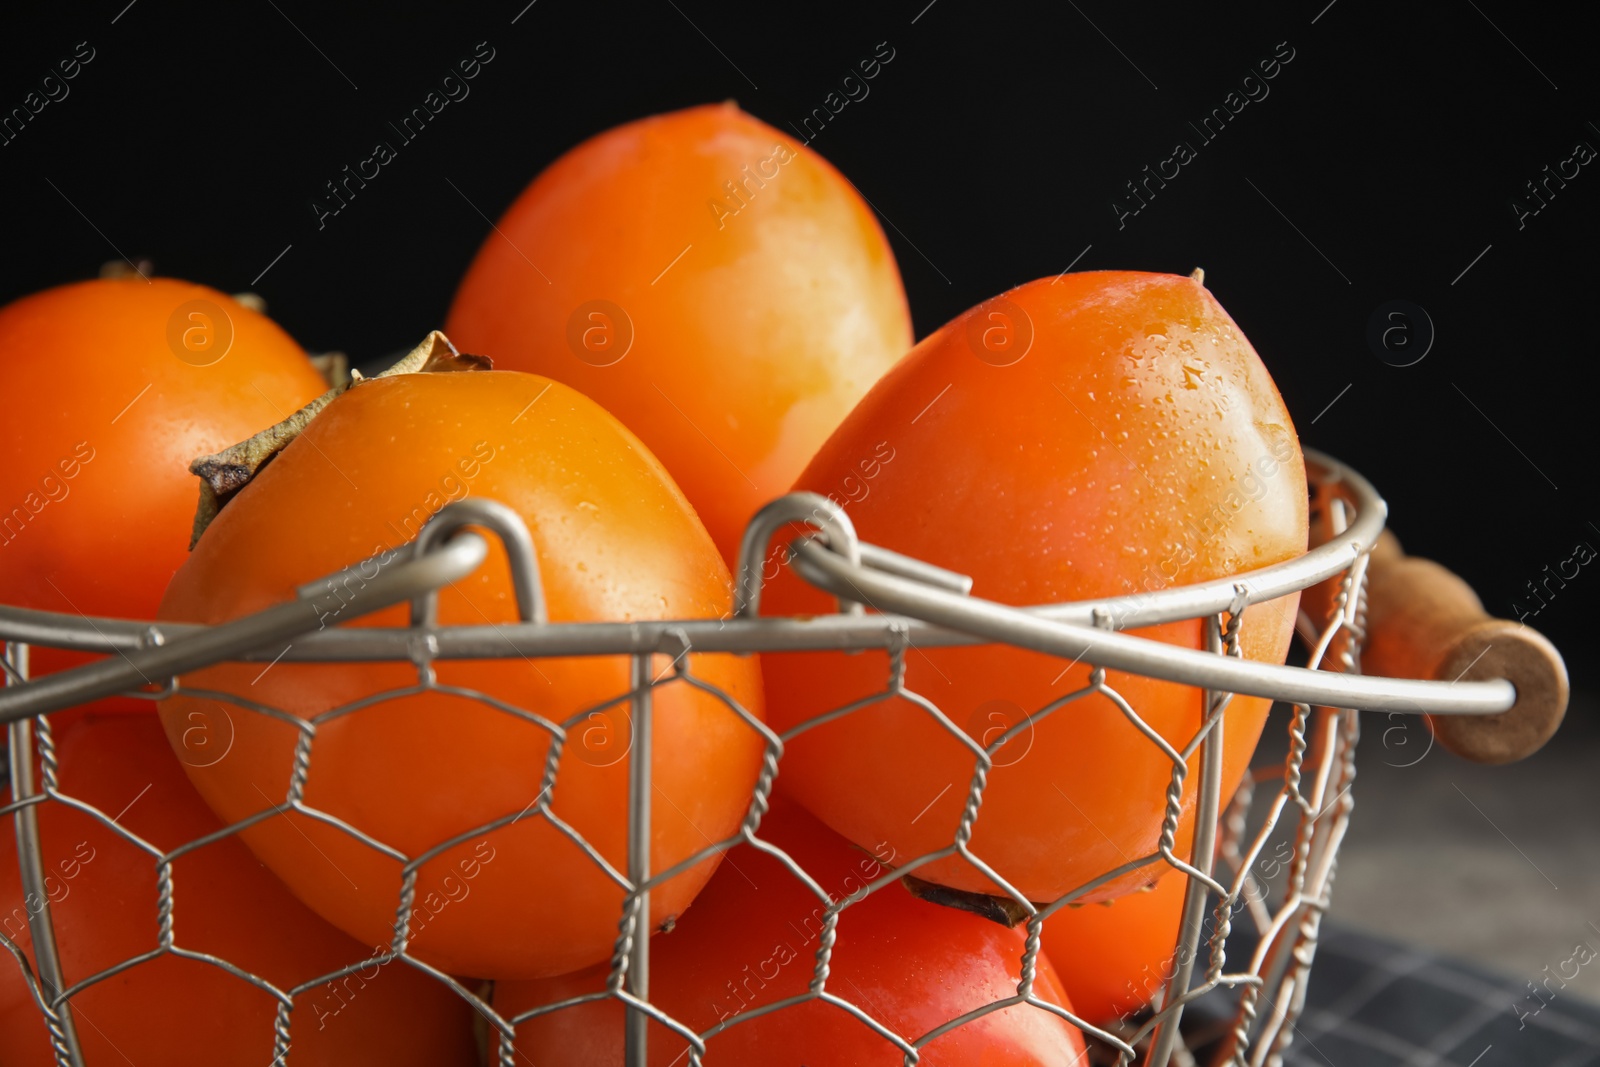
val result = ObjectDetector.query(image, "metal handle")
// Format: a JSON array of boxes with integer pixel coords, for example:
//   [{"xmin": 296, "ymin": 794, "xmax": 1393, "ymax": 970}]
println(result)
[
  {"xmin": 734, "ymin": 492, "xmax": 865, "ymax": 619},
  {"xmin": 1357, "ymin": 530, "xmax": 1568, "ymax": 763},
  {"xmin": 0, "ymin": 525, "xmax": 489, "ymax": 726},
  {"xmin": 785, "ymin": 535, "xmax": 1516, "ymax": 717},
  {"xmin": 407, "ymin": 497, "xmax": 547, "ymax": 627},
  {"xmin": 0, "ymin": 452, "xmax": 1547, "ymax": 725}
]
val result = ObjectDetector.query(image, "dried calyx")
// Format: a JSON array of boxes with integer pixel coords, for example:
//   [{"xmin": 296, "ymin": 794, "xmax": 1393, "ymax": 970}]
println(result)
[
  {"xmin": 900, "ymin": 873, "xmax": 1042, "ymax": 928},
  {"xmin": 187, "ymin": 330, "xmax": 490, "ymax": 547}
]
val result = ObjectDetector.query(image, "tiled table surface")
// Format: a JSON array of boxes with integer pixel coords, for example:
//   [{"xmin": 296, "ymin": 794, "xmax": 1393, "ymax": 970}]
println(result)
[
  {"xmin": 1277, "ymin": 924, "xmax": 1599, "ymax": 1067},
  {"xmin": 1157, "ymin": 922, "xmax": 1600, "ymax": 1067},
  {"xmin": 1178, "ymin": 687, "xmax": 1600, "ymax": 1066}
]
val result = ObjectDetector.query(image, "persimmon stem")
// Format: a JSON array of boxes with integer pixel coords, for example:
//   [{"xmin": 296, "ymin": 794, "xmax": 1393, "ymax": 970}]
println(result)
[
  {"xmin": 900, "ymin": 873, "xmax": 1040, "ymax": 928},
  {"xmin": 186, "ymin": 330, "xmax": 491, "ymax": 547}
]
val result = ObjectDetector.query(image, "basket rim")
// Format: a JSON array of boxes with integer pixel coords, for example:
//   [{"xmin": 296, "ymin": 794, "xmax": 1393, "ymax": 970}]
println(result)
[
  {"xmin": 0, "ymin": 449, "xmax": 1374, "ymax": 655},
  {"xmin": 0, "ymin": 449, "xmax": 1514, "ymax": 721}
]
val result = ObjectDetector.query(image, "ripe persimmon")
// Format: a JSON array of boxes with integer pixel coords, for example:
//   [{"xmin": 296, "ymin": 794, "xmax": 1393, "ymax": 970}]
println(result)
[
  {"xmin": 1041, "ymin": 867, "xmax": 1189, "ymax": 1025},
  {"xmin": 0, "ymin": 715, "xmax": 478, "ymax": 1066},
  {"xmin": 0, "ymin": 277, "xmax": 326, "ymax": 714},
  {"xmin": 496, "ymin": 799, "xmax": 1087, "ymax": 1065},
  {"xmin": 444, "ymin": 101, "xmax": 913, "ymax": 565},
  {"xmin": 760, "ymin": 271, "xmax": 1308, "ymax": 904},
  {"xmin": 156, "ymin": 366, "xmax": 765, "ymax": 980}
]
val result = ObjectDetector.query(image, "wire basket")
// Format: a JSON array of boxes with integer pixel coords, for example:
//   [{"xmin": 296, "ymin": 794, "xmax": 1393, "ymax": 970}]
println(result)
[{"xmin": 0, "ymin": 449, "xmax": 1558, "ymax": 1067}]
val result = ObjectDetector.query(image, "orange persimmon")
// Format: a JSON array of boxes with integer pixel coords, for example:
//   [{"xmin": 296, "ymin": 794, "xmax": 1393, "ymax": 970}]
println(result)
[
  {"xmin": 445, "ymin": 101, "xmax": 913, "ymax": 565},
  {"xmin": 761, "ymin": 271, "xmax": 1307, "ymax": 904},
  {"xmin": 156, "ymin": 368, "xmax": 765, "ymax": 980},
  {"xmin": 0, "ymin": 277, "xmax": 326, "ymax": 714}
]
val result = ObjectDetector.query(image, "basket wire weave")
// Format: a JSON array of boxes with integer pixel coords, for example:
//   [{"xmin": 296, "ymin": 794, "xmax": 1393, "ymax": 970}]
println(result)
[{"xmin": 0, "ymin": 451, "xmax": 1512, "ymax": 1066}]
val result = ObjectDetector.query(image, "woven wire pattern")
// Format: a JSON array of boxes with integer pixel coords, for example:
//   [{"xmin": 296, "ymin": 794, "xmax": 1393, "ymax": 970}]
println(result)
[{"xmin": 3, "ymin": 493, "xmax": 1372, "ymax": 1067}]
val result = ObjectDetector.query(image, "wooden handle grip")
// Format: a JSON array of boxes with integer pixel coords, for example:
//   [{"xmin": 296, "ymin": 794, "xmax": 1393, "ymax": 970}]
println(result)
[{"xmin": 1359, "ymin": 530, "xmax": 1568, "ymax": 763}]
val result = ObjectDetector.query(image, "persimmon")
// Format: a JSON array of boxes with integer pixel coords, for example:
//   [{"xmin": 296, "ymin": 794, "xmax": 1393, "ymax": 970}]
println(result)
[
  {"xmin": 761, "ymin": 271, "xmax": 1308, "ymax": 904},
  {"xmin": 0, "ymin": 277, "xmax": 326, "ymax": 714},
  {"xmin": 155, "ymin": 364, "xmax": 765, "ymax": 979},
  {"xmin": 497, "ymin": 799, "xmax": 1087, "ymax": 1065},
  {"xmin": 1041, "ymin": 868, "xmax": 1189, "ymax": 1025},
  {"xmin": 0, "ymin": 715, "xmax": 478, "ymax": 1066},
  {"xmin": 444, "ymin": 101, "xmax": 913, "ymax": 565}
]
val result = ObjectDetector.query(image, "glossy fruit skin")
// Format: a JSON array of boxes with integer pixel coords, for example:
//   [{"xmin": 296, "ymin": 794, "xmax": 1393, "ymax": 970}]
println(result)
[
  {"xmin": 444, "ymin": 101, "xmax": 914, "ymax": 566},
  {"xmin": 0, "ymin": 277, "xmax": 326, "ymax": 715},
  {"xmin": 1040, "ymin": 867, "xmax": 1188, "ymax": 1025},
  {"xmin": 0, "ymin": 715, "xmax": 478, "ymax": 1066},
  {"xmin": 496, "ymin": 799, "xmax": 1086, "ymax": 1065},
  {"xmin": 155, "ymin": 371, "xmax": 766, "ymax": 980},
  {"xmin": 761, "ymin": 272, "xmax": 1307, "ymax": 904}
]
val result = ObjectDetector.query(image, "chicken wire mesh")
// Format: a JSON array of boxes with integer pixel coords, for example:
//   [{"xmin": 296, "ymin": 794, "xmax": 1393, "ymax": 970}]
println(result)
[{"xmin": 0, "ymin": 451, "xmax": 1520, "ymax": 1067}]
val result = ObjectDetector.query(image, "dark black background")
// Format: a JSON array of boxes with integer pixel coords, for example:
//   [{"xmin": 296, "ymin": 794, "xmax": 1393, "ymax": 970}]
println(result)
[{"xmin": 3, "ymin": 0, "xmax": 1596, "ymax": 683}]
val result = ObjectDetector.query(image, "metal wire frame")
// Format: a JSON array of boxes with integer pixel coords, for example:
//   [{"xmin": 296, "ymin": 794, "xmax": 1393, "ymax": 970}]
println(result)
[{"xmin": 0, "ymin": 450, "xmax": 1511, "ymax": 1066}]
